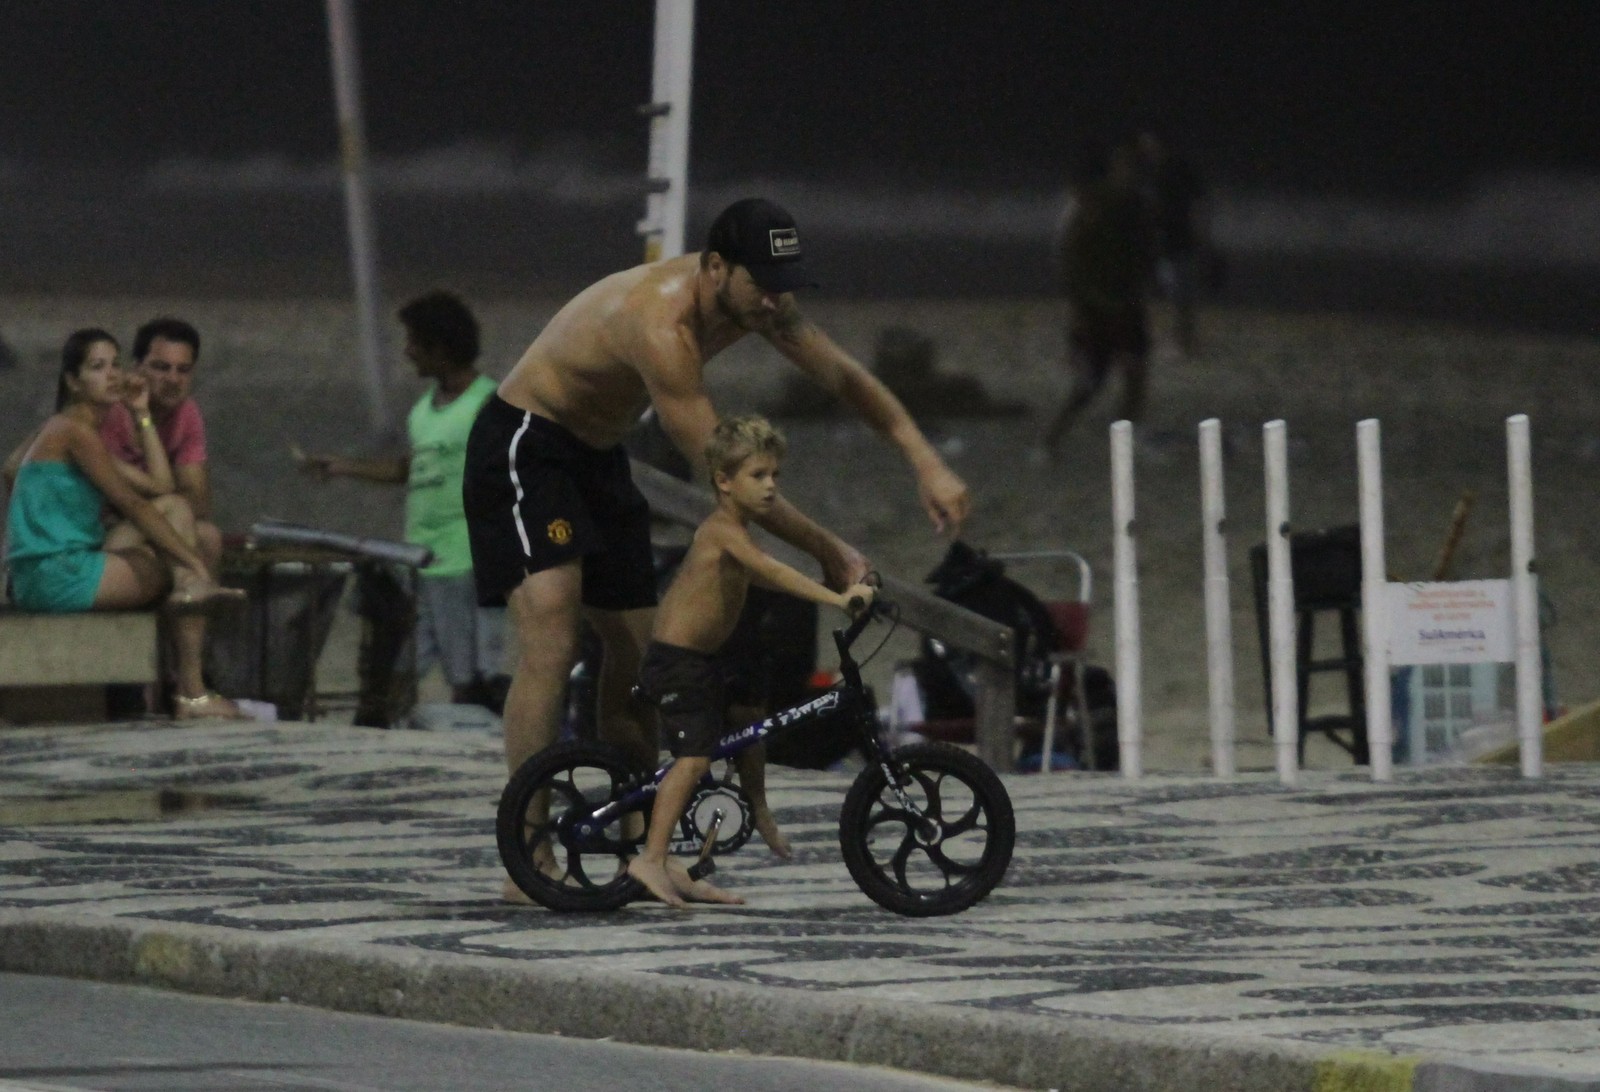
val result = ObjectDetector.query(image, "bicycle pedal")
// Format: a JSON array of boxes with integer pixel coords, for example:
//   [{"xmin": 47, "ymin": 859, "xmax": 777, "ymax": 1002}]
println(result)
[{"xmin": 693, "ymin": 807, "xmax": 726, "ymax": 873}]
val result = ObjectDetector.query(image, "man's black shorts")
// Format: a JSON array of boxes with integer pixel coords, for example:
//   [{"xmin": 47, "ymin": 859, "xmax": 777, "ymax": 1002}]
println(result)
[
  {"xmin": 463, "ymin": 395, "xmax": 658, "ymax": 610},
  {"xmin": 638, "ymin": 640, "xmax": 725, "ymax": 758}
]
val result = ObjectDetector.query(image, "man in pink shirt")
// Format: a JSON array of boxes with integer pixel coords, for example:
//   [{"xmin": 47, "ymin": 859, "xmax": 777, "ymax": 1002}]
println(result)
[
  {"xmin": 100, "ymin": 318, "xmax": 221, "ymax": 574},
  {"xmin": 99, "ymin": 317, "xmax": 243, "ymax": 718}
]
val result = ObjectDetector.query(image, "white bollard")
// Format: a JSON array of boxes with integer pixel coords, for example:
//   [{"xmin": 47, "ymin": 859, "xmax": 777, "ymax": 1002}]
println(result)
[
  {"xmin": 1507, "ymin": 414, "xmax": 1543, "ymax": 778},
  {"xmin": 1263, "ymin": 421, "xmax": 1299, "ymax": 785},
  {"xmin": 1356, "ymin": 420, "xmax": 1394, "ymax": 782},
  {"xmin": 1110, "ymin": 420, "xmax": 1143, "ymax": 779},
  {"xmin": 1198, "ymin": 419, "xmax": 1236, "ymax": 778}
]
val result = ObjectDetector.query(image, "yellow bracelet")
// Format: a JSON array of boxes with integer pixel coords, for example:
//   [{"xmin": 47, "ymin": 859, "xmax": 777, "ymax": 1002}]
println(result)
[{"xmin": 137, "ymin": 415, "xmax": 154, "ymax": 429}]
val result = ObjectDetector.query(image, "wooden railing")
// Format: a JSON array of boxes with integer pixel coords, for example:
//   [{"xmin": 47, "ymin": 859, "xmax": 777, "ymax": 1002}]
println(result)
[{"xmin": 630, "ymin": 460, "xmax": 1017, "ymax": 768}]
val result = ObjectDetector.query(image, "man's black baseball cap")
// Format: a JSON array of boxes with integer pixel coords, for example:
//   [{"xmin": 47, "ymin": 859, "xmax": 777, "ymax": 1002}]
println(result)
[{"xmin": 704, "ymin": 197, "xmax": 817, "ymax": 293}]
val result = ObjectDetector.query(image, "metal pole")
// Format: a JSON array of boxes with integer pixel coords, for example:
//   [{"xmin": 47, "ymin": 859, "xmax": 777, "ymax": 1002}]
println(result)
[
  {"xmin": 324, "ymin": 0, "xmax": 390, "ymax": 436},
  {"xmin": 1264, "ymin": 420, "xmax": 1298, "ymax": 786},
  {"xmin": 638, "ymin": 0, "xmax": 696, "ymax": 261},
  {"xmin": 1507, "ymin": 414, "xmax": 1543, "ymax": 778},
  {"xmin": 1199, "ymin": 419, "xmax": 1236, "ymax": 778},
  {"xmin": 1357, "ymin": 419, "xmax": 1394, "ymax": 782},
  {"xmin": 1110, "ymin": 420, "xmax": 1142, "ymax": 779}
]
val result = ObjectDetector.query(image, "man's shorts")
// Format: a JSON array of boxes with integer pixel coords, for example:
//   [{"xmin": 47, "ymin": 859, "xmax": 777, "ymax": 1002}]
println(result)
[
  {"xmin": 415, "ymin": 572, "xmax": 506, "ymax": 687},
  {"xmin": 463, "ymin": 395, "xmax": 658, "ymax": 611},
  {"xmin": 638, "ymin": 640, "xmax": 725, "ymax": 759},
  {"xmin": 7, "ymin": 549, "xmax": 106, "ymax": 612}
]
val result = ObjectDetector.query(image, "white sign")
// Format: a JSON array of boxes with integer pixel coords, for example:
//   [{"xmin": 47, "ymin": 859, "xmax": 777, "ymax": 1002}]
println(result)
[{"xmin": 1386, "ymin": 579, "xmax": 1513, "ymax": 665}]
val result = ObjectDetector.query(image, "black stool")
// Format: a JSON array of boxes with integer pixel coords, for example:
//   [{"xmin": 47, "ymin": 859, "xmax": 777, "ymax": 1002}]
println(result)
[{"xmin": 1249, "ymin": 525, "xmax": 1369, "ymax": 764}]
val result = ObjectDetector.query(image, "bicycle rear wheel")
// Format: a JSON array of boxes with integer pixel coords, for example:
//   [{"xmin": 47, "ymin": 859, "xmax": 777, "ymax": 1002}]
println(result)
[
  {"xmin": 839, "ymin": 742, "xmax": 1014, "ymax": 916},
  {"xmin": 496, "ymin": 740, "xmax": 650, "ymax": 912}
]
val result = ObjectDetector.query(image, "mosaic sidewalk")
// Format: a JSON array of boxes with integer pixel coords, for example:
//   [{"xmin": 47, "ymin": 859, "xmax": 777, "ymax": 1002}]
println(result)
[{"xmin": 2, "ymin": 720, "xmax": 1599, "ymax": 1090}]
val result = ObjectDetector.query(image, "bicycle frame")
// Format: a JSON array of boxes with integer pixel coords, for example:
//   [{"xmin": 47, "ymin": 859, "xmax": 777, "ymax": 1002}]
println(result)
[
  {"xmin": 497, "ymin": 597, "xmax": 1017, "ymax": 915},
  {"xmin": 572, "ymin": 606, "xmax": 895, "ymax": 844}
]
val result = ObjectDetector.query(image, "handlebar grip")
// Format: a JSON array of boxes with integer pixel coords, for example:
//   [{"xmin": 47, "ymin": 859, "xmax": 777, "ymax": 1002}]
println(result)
[{"xmin": 847, "ymin": 595, "xmax": 866, "ymax": 613}]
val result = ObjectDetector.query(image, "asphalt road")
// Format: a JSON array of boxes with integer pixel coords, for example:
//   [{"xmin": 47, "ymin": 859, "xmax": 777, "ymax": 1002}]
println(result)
[{"xmin": 0, "ymin": 973, "xmax": 1013, "ymax": 1092}]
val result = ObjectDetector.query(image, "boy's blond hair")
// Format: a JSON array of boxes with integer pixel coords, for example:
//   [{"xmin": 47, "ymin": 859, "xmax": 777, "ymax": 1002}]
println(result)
[{"xmin": 705, "ymin": 414, "xmax": 786, "ymax": 489}]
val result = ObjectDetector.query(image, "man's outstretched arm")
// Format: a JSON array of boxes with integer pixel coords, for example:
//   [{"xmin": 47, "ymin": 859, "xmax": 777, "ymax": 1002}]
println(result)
[
  {"xmin": 639, "ymin": 334, "xmax": 869, "ymax": 589},
  {"xmin": 764, "ymin": 307, "xmax": 969, "ymax": 535}
]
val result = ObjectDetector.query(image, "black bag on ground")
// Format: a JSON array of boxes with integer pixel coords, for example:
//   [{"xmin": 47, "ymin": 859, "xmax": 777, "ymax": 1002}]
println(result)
[
  {"xmin": 915, "ymin": 541, "xmax": 1061, "ymax": 721},
  {"xmin": 914, "ymin": 541, "xmax": 1119, "ymax": 770}
]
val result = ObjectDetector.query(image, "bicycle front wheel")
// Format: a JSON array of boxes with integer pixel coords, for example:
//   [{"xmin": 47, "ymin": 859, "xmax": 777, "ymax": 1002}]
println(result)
[
  {"xmin": 496, "ymin": 741, "xmax": 650, "ymax": 912},
  {"xmin": 839, "ymin": 742, "xmax": 1014, "ymax": 916}
]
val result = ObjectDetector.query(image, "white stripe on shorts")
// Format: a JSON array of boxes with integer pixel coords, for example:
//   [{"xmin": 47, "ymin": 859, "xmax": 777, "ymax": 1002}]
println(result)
[{"xmin": 507, "ymin": 410, "xmax": 533, "ymax": 558}]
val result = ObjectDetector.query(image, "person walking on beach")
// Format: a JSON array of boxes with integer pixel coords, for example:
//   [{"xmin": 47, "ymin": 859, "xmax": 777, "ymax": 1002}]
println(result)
[
  {"xmin": 1137, "ymin": 131, "xmax": 1212, "ymax": 358},
  {"xmin": 463, "ymin": 197, "xmax": 967, "ymax": 899},
  {"xmin": 1042, "ymin": 141, "xmax": 1158, "ymax": 452}
]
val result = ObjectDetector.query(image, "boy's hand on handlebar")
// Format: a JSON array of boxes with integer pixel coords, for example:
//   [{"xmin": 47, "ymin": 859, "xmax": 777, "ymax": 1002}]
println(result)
[{"xmin": 842, "ymin": 583, "xmax": 876, "ymax": 616}]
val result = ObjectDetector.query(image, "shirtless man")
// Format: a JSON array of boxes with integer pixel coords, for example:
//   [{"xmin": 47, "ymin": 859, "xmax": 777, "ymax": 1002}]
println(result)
[{"xmin": 463, "ymin": 197, "xmax": 968, "ymax": 900}]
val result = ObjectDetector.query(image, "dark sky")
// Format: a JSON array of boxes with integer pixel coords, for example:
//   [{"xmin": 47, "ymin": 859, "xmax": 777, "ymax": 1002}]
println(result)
[{"xmin": 2, "ymin": 1, "xmax": 1597, "ymax": 197}]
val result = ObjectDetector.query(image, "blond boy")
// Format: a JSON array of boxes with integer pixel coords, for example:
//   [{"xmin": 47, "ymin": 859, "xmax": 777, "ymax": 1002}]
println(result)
[{"xmin": 627, "ymin": 416, "xmax": 874, "ymax": 908}]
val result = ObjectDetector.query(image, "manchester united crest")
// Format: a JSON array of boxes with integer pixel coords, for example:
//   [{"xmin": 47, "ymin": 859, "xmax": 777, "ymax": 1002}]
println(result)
[{"xmin": 547, "ymin": 518, "xmax": 573, "ymax": 545}]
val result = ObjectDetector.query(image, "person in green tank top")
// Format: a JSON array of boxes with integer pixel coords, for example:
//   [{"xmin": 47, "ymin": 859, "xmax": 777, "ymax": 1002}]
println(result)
[
  {"xmin": 299, "ymin": 291, "xmax": 508, "ymax": 717},
  {"xmin": 2, "ymin": 328, "xmax": 245, "ymax": 720}
]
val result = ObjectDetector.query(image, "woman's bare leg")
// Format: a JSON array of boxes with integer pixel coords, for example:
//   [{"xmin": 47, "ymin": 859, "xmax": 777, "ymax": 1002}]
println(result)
[
  {"xmin": 92, "ymin": 548, "xmax": 171, "ymax": 610},
  {"xmin": 105, "ymin": 498, "xmax": 241, "ymax": 717}
]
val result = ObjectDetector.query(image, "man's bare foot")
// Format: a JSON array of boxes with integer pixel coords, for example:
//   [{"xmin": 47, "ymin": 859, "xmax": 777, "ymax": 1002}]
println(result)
[
  {"xmin": 627, "ymin": 856, "xmax": 688, "ymax": 909},
  {"xmin": 664, "ymin": 858, "xmax": 745, "ymax": 905},
  {"xmin": 752, "ymin": 809, "xmax": 792, "ymax": 860}
]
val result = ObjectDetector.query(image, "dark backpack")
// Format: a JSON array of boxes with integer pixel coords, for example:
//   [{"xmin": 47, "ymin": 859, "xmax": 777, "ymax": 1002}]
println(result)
[{"xmin": 914, "ymin": 542, "xmax": 1061, "ymax": 721}]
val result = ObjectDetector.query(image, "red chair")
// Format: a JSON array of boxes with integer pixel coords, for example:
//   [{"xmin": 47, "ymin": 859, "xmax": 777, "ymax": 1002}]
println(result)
[
  {"xmin": 1001, "ymin": 552, "xmax": 1097, "ymax": 772},
  {"xmin": 907, "ymin": 550, "xmax": 1098, "ymax": 771}
]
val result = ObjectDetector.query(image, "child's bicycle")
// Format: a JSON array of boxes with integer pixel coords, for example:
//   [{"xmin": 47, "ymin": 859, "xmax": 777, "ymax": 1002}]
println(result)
[{"xmin": 496, "ymin": 595, "xmax": 1015, "ymax": 917}]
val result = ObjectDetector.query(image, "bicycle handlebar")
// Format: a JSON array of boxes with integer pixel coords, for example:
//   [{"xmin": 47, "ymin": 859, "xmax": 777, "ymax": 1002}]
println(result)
[{"xmin": 833, "ymin": 595, "xmax": 892, "ymax": 690}]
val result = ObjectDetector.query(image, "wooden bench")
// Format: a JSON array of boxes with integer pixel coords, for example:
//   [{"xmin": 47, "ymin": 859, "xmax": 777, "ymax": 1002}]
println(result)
[{"xmin": 0, "ymin": 609, "xmax": 160, "ymax": 724}]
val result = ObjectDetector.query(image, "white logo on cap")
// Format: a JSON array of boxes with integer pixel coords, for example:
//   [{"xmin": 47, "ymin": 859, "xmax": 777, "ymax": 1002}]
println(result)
[{"xmin": 768, "ymin": 227, "xmax": 801, "ymax": 258}]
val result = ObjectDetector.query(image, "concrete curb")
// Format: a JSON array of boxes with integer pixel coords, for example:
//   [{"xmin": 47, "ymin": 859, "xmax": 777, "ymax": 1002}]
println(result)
[
  {"xmin": 0, "ymin": 911, "xmax": 1329, "ymax": 1091},
  {"xmin": 12, "ymin": 911, "xmax": 1598, "ymax": 1092}
]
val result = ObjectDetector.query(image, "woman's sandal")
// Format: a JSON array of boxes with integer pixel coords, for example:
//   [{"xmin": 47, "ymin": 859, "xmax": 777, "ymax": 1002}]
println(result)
[
  {"xmin": 174, "ymin": 692, "xmax": 251, "ymax": 721},
  {"xmin": 166, "ymin": 573, "xmax": 247, "ymax": 612}
]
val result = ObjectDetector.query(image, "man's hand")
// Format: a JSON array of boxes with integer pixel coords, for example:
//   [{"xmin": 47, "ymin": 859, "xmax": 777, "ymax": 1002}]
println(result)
[{"xmin": 918, "ymin": 463, "xmax": 970, "ymax": 537}]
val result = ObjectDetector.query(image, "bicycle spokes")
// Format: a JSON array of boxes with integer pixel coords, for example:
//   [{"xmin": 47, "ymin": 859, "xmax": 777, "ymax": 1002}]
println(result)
[
  {"xmin": 497, "ymin": 741, "xmax": 651, "ymax": 912},
  {"xmin": 839, "ymin": 742, "xmax": 1015, "ymax": 916},
  {"xmin": 868, "ymin": 768, "xmax": 989, "ymax": 887}
]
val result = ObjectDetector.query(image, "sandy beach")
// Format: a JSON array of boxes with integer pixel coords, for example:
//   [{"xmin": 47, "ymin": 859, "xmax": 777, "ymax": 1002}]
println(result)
[{"xmin": 3, "ymin": 295, "xmax": 1596, "ymax": 771}]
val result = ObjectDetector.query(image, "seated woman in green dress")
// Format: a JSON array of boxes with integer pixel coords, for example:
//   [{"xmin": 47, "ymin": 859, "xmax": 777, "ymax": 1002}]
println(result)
[{"xmin": 4, "ymin": 328, "xmax": 245, "ymax": 720}]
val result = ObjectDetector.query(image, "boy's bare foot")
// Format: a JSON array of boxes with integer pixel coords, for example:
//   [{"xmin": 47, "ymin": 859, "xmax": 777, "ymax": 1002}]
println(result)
[
  {"xmin": 664, "ymin": 858, "xmax": 745, "ymax": 905},
  {"xmin": 501, "ymin": 876, "xmax": 536, "ymax": 904},
  {"xmin": 752, "ymin": 809, "xmax": 792, "ymax": 860},
  {"xmin": 627, "ymin": 856, "xmax": 688, "ymax": 909}
]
